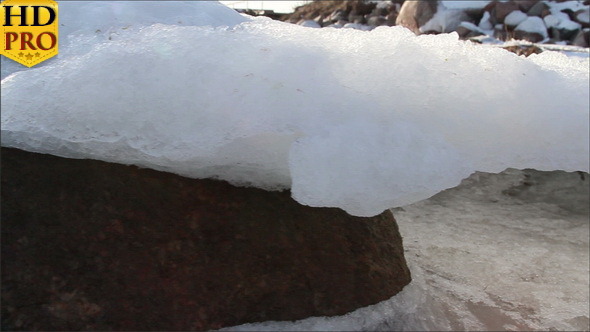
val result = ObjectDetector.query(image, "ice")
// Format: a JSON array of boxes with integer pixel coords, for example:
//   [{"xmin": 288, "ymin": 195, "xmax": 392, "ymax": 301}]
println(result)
[
  {"xmin": 222, "ymin": 169, "xmax": 590, "ymax": 331},
  {"xmin": 504, "ymin": 10, "xmax": 528, "ymax": 27},
  {"xmin": 1, "ymin": 1, "xmax": 589, "ymax": 217},
  {"xmin": 1, "ymin": 1, "xmax": 248, "ymax": 79},
  {"xmin": 515, "ymin": 17, "xmax": 549, "ymax": 39}
]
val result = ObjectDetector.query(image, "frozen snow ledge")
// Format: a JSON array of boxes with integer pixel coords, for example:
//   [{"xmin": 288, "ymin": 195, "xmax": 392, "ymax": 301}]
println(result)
[{"xmin": 1, "ymin": 7, "xmax": 589, "ymax": 217}]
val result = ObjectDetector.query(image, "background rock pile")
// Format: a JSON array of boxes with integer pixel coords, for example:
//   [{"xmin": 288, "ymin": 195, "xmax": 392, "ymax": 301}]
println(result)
[{"xmin": 279, "ymin": 0, "xmax": 590, "ymax": 47}]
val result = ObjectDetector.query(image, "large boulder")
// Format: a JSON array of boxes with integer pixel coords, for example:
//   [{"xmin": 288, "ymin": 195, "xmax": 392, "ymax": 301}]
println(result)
[
  {"xmin": 395, "ymin": 0, "xmax": 439, "ymax": 34},
  {"xmin": 1, "ymin": 147, "xmax": 411, "ymax": 331}
]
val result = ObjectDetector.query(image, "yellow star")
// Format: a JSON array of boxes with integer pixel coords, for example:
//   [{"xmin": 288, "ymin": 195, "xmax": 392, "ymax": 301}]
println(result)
[
  {"xmin": 25, "ymin": 53, "xmax": 34, "ymax": 60},
  {"xmin": 35, "ymin": 52, "xmax": 40, "ymax": 57},
  {"xmin": 18, "ymin": 52, "xmax": 24, "ymax": 57}
]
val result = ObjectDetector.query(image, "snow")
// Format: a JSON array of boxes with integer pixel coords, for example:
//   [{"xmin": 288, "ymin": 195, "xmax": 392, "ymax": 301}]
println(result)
[
  {"xmin": 515, "ymin": 16, "xmax": 549, "ymax": 38},
  {"xmin": 544, "ymin": 12, "xmax": 582, "ymax": 31},
  {"xmin": 1, "ymin": 1, "xmax": 589, "ymax": 218},
  {"xmin": 478, "ymin": 11, "xmax": 493, "ymax": 31},
  {"xmin": 577, "ymin": 8, "xmax": 590, "ymax": 24},
  {"xmin": 420, "ymin": 2, "xmax": 468, "ymax": 33},
  {"xmin": 546, "ymin": 0, "xmax": 589, "ymax": 14},
  {"xmin": 440, "ymin": 1, "xmax": 492, "ymax": 10},
  {"xmin": 504, "ymin": 10, "xmax": 528, "ymax": 27},
  {"xmin": 343, "ymin": 23, "xmax": 373, "ymax": 31},
  {"xmin": 459, "ymin": 21, "xmax": 481, "ymax": 32},
  {"xmin": 223, "ymin": 169, "xmax": 590, "ymax": 331},
  {"xmin": 1, "ymin": 1, "xmax": 249, "ymax": 79},
  {"xmin": 298, "ymin": 20, "xmax": 321, "ymax": 28}
]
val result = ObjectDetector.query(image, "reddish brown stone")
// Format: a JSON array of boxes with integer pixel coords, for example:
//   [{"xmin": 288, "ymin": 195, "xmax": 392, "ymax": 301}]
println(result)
[
  {"xmin": 493, "ymin": 1, "xmax": 520, "ymax": 24},
  {"xmin": 1, "ymin": 147, "xmax": 411, "ymax": 331},
  {"xmin": 513, "ymin": 30, "xmax": 545, "ymax": 43}
]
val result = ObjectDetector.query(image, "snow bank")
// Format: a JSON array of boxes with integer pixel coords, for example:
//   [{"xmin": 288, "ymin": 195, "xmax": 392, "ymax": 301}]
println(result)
[{"xmin": 1, "ymin": 1, "xmax": 589, "ymax": 217}]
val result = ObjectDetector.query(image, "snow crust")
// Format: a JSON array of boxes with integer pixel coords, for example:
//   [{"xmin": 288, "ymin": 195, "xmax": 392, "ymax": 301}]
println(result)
[{"xmin": 1, "ymin": 1, "xmax": 589, "ymax": 217}]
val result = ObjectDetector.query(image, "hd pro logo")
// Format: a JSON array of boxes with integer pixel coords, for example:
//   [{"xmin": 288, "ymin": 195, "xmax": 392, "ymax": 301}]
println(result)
[{"xmin": 1, "ymin": 0, "xmax": 58, "ymax": 67}]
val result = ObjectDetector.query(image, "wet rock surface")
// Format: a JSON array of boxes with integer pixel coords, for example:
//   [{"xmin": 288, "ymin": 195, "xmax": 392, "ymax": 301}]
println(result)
[{"xmin": 1, "ymin": 147, "xmax": 411, "ymax": 331}]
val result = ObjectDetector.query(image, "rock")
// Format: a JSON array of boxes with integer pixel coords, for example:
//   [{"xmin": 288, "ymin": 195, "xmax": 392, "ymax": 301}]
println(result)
[
  {"xmin": 544, "ymin": 13, "xmax": 581, "ymax": 41},
  {"xmin": 492, "ymin": 1, "xmax": 520, "ymax": 24},
  {"xmin": 502, "ymin": 44, "xmax": 544, "ymax": 57},
  {"xmin": 516, "ymin": 0, "xmax": 537, "ymax": 13},
  {"xmin": 327, "ymin": 9, "xmax": 347, "ymax": 23},
  {"xmin": 514, "ymin": 16, "xmax": 548, "ymax": 42},
  {"xmin": 504, "ymin": 10, "xmax": 528, "ymax": 29},
  {"xmin": 513, "ymin": 30, "xmax": 545, "ymax": 43},
  {"xmin": 395, "ymin": 0, "xmax": 439, "ymax": 34},
  {"xmin": 572, "ymin": 28, "xmax": 590, "ymax": 47},
  {"xmin": 527, "ymin": 1, "xmax": 550, "ymax": 18},
  {"xmin": 386, "ymin": 12, "xmax": 398, "ymax": 26},
  {"xmin": 367, "ymin": 15, "xmax": 387, "ymax": 27},
  {"xmin": 1, "ymin": 147, "xmax": 411, "ymax": 331},
  {"xmin": 282, "ymin": 1, "xmax": 376, "ymax": 26},
  {"xmin": 494, "ymin": 24, "xmax": 509, "ymax": 40},
  {"xmin": 574, "ymin": 8, "xmax": 590, "ymax": 28}
]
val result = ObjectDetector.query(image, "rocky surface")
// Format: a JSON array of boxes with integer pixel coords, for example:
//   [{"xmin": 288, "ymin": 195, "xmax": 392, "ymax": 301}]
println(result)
[
  {"xmin": 277, "ymin": 0, "xmax": 590, "ymax": 49},
  {"xmin": 1, "ymin": 147, "xmax": 411, "ymax": 331}
]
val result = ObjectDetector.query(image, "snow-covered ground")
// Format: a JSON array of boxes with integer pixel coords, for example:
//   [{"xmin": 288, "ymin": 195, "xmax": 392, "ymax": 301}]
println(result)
[{"xmin": 1, "ymin": 2, "xmax": 589, "ymax": 330}]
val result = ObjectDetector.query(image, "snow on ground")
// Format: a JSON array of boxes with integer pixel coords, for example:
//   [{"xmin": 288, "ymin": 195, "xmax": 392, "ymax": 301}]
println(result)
[
  {"xmin": 222, "ymin": 169, "xmax": 589, "ymax": 331},
  {"xmin": 2, "ymin": 1, "xmax": 588, "ymax": 217}
]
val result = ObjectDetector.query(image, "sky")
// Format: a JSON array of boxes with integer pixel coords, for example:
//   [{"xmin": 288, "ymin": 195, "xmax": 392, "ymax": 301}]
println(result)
[{"xmin": 220, "ymin": 1, "xmax": 311, "ymax": 13}]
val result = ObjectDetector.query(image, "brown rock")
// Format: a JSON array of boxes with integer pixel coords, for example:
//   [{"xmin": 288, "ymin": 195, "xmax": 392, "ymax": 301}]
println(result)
[
  {"xmin": 513, "ymin": 30, "xmax": 545, "ymax": 43},
  {"xmin": 493, "ymin": 1, "xmax": 520, "ymax": 24},
  {"xmin": 281, "ymin": 0, "xmax": 375, "ymax": 24},
  {"xmin": 1, "ymin": 147, "xmax": 411, "ymax": 331},
  {"xmin": 494, "ymin": 24, "xmax": 509, "ymax": 40},
  {"xmin": 572, "ymin": 28, "xmax": 590, "ymax": 47},
  {"xmin": 395, "ymin": 0, "xmax": 439, "ymax": 34},
  {"xmin": 502, "ymin": 45, "xmax": 544, "ymax": 57}
]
